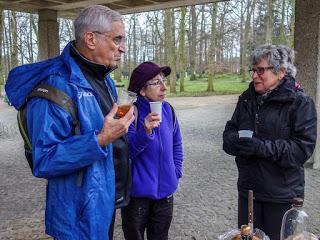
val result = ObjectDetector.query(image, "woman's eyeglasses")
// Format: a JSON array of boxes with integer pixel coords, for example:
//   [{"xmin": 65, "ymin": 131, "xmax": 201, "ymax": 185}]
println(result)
[
  {"xmin": 249, "ymin": 66, "xmax": 274, "ymax": 76},
  {"xmin": 145, "ymin": 79, "xmax": 166, "ymax": 87}
]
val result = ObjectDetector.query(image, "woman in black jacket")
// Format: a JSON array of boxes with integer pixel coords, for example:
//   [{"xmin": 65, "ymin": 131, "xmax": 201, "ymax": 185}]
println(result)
[{"xmin": 223, "ymin": 44, "xmax": 317, "ymax": 240}]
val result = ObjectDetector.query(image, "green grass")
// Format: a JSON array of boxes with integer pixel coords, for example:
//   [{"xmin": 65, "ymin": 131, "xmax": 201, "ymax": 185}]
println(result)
[
  {"xmin": 118, "ymin": 73, "xmax": 251, "ymax": 97},
  {"xmin": 0, "ymin": 73, "xmax": 251, "ymax": 99}
]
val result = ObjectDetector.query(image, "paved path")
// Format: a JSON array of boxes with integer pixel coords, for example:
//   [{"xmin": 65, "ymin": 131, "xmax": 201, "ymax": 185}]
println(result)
[{"xmin": 1, "ymin": 95, "xmax": 319, "ymax": 240}]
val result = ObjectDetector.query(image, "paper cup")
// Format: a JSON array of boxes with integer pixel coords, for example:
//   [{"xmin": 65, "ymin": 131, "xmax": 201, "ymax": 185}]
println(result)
[
  {"xmin": 238, "ymin": 130, "xmax": 253, "ymax": 138},
  {"xmin": 149, "ymin": 101, "xmax": 162, "ymax": 122}
]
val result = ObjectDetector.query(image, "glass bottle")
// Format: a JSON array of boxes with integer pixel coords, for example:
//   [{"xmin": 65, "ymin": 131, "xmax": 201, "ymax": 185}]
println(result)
[
  {"xmin": 240, "ymin": 225, "xmax": 252, "ymax": 240},
  {"xmin": 280, "ymin": 198, "xmax": 308, "ymax": 240}
]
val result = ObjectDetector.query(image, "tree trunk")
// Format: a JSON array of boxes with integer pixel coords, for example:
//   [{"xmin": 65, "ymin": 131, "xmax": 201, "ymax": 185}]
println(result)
[
  {"xmin": 10, "ymin": 11, "xmax": 18, "ymax": 68},
  {"xmin": 179, "ymin": 7, "xmax": 186, "ymax": 93},
  {"xmin": 0, "ymin": 8, "xmax": 4, "ymax": 95},
  {"xmin": 239, "ymin": 1, "xmax": 245, "ymax": 82},
  {"xmin": 199, "ymin": 5, "xmax": 205, "ymax": 77},
  {"xmin": 189, "ymin": 5, "xmax": 197, "ymax": 81},
  {"xmin": 265, "ymin": 0, "xmax": 273, "ymax": 44},
  {"xmin": 289, "ymin": 0, "xmax": 295, "ymax": 48},
  {"xmin": 278, "ymin": 0, "xmax": 286, "ymax": 44},
  {"xmin": 133, "ymin": 14, "xmax": 137, "ymax": 68},
  {"xmin": 165, "ymin": 9, "xmax": 176, "ymax": 94},
  {"xmin": 207, "ymin": 3, "xmax": 217, "ymax": 92},
  {"xmin": 241, "ymin": 0, "xmax": 256, "ymax": 82}
]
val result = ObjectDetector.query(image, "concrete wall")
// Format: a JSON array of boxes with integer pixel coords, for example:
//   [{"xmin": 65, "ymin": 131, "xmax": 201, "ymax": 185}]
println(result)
[{"xmin": 295, "ymin": 0, "xmax": 320, "ymax": 169}]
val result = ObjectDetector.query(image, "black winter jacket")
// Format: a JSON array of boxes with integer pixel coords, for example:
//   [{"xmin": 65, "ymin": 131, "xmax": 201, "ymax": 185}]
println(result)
[{"xmin": 223, "ymin": 76, "xmax": 317, "ymax": 203}]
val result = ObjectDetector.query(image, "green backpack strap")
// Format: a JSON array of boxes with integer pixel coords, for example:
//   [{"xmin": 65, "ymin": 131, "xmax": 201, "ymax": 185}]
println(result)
[
  {"xmin": 26, "ymin": 84, "xmax": 79, "ymax": 132},
  {"xmin": 17, "ymin": 84, "xmax": 81, "ymax": 182}
]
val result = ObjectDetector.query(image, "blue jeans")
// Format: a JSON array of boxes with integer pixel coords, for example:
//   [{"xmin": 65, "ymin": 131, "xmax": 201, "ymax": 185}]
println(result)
[{"xmin": 121, "ymin": 195, "xmax": 174, "ymax": 240}]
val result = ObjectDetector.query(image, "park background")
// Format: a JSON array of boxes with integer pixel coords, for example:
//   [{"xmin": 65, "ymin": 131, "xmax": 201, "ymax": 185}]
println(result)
[
  {"xmin": 2, "ymin": 0, "xmax": 319, "ymax": 239},
  {"xmin": 0, "ymin": 0, "xmax": 294, "ymax": 97}
]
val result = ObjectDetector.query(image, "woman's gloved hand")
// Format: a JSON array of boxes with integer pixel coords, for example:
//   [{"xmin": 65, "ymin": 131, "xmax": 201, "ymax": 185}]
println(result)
[{"xmin": 236, "ymin": 137, "xmax": 262, "ymax": 157}]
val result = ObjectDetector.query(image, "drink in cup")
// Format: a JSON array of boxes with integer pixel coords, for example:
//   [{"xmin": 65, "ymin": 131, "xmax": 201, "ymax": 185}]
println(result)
[
  {"xmin": 117, "ymin": 104, "xmax": 132, "ymax": 118},
  {"xmin": 116, "ymin": 89, "xmax": 137, "ymax": 118}
]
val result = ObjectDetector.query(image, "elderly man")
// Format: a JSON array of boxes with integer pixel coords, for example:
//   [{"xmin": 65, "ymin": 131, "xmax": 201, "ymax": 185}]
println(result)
[{"xmin": 5, "ymin": 5, "xmax": 133, "ymax": 240}]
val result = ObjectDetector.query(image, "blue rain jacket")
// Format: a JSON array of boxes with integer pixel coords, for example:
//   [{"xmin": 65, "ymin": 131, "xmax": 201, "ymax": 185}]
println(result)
[{"xmin": 5, "ymin": 42, "xmax": 116, "ymax": 240}]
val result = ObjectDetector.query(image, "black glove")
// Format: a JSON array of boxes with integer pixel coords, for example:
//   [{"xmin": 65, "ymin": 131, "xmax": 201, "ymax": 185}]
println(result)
[{"xmin": 236, "ymin": 137, "xmax": 262, "ymax": 157}]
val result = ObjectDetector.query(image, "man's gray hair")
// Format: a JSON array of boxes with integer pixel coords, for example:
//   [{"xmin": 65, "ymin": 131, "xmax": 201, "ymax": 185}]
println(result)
[
  {"xmin": 74, "ymin": 5, "xmax": 123, "ymax": 42},
  {"xmin": 250, "ymin": 44, "xmax": 297, "ymax": 77}
]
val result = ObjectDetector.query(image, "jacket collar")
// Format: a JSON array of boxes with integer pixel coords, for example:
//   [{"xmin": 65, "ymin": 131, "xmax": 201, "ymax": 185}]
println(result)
[
  {"xmin": 136, "ymin": 96, "xmax": 151, "ymax": 112},
  {"xmin": 60, "ymin": 41, "xmax": 116, "ymax": 90},
  {"xmin": 245, "ymin": 75, "xmax": 302, "ymax": 103}
]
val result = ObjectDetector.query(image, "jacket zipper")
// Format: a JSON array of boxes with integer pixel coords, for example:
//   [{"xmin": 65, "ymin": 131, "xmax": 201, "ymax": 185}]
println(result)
[
  {"xmin": 255, "ymin": 104, "xmax": 260, "ymax": 135},
  {"xmin": 158, "ymin": 126, "xmax": 163, "ymax": 198}
]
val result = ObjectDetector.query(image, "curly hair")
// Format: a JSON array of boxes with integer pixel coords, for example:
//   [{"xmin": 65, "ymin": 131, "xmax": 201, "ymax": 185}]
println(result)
[{"xmin": 250, "ymin": 44, "xmax": 297, "ymax": 77}]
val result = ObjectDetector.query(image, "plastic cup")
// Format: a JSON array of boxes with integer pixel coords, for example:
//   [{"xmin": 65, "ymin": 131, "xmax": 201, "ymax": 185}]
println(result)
[
  {"xmin": 149, "ymin": 101, "xmax": 162, "ymax": 122},
  {"xmin": 116, "ymin": 89, "xmax": 137, "ymax": 118},
  {"xmin": 238, "ymin": 130, "xmax": 253, "ymax": 138}
]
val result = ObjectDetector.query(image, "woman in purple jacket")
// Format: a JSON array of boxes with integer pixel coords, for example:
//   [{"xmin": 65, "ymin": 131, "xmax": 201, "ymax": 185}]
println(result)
[{"xmin": 122, "ymin": 61, "xmax": 183, "ymax": 240}]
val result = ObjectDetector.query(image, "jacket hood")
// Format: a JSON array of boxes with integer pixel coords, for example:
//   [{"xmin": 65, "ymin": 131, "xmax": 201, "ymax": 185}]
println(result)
[
  {"xmin": 5, "ymin": 56, "xmax": 65, "ymax": 110},
  {"xmin": 4, "ymin": 42, "xmax": 89, "ymax": 110}
]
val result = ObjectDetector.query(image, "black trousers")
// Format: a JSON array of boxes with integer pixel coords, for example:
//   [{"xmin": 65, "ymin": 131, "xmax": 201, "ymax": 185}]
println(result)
[
  {"xmin": 238, "ymin": 195, "xmax": 291, "ymax": 240},
  {"xmin": 108, "ymin": 210, "xmax": 116, "ymax": 239},
  {"xmin": 121, "ymin": 196, "xmax": 174, "ymax": 240}
]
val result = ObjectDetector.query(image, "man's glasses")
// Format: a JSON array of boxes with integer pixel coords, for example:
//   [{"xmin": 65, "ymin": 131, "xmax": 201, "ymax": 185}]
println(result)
[
  {"xmin": 248, "ymin": 66, "xmax": 274, "ymax": 76},
  {"xmin": 145, "ymin": 79, "xmax": 166, "ymax": 87},
  {"xmin": 92, "ymin": 31, "xmax": 126, "ymax": 47}
]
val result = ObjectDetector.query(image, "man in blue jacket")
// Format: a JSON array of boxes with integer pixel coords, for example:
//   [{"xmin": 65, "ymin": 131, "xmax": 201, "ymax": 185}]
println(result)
[
  {"xmin": 5, "ymin": 5, "xmax": 134, "ymax": 240},
  {"xmin": 122, "ymin": 61, "xmax": 183, "ymax": 240}
]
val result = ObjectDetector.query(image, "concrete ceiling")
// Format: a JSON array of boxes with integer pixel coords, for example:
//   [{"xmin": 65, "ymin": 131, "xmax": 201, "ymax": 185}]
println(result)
[{"xmin": 0, "ymin": 0, "xmax": 230, "ymax": 18}]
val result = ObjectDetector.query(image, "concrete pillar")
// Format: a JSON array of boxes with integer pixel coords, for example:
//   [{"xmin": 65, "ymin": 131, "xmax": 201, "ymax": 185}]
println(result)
[
  {"xmin": 38, "ymin": 9, "xmax": 59, "ymax": 60},
  {"xmin": 295, "ymin": 0, "xmax": 320, "ymax": 169}
]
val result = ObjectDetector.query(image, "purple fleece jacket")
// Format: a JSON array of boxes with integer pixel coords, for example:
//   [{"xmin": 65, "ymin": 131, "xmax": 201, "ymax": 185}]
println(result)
[{"xmin": 127, "ymin": 96, "xmax": 183, "ymax": 199}]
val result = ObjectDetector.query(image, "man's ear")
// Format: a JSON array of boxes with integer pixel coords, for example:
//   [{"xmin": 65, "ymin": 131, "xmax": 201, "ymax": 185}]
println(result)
[{"xmin": 83, "ymin": 32, "xmax": 96, "ymax": 50}]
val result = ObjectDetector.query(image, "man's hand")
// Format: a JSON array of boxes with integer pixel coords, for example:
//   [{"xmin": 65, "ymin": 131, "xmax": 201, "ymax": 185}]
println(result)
[
  {"xmin": 236, "ymin": 137, "xmax": 262, "ymax": 157},
  {"xmin": 144, "ymin": 112, "xmax": 161, "ymax": 135},
  {"xmin": 97, "ymin": 103, "xmax": 135, "ymax": 147}
]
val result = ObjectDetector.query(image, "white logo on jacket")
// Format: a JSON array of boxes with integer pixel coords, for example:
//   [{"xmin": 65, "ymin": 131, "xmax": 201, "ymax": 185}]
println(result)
[{"xmin": 78, "ymin": 91, "xmax": 94, "ymax": 99}]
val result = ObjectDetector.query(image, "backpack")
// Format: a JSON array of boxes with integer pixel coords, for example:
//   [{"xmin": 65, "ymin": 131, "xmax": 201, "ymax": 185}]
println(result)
[
  {"xmin": 17, "ymin": 84, "xmax": 80, "ymax": 172},
  {"xmin": 133, "ymin": 102, "xmax": 176, "ymax": 129}
]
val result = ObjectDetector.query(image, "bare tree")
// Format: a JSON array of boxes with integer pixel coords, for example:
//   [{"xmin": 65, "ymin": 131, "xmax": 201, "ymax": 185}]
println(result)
[
  {"xmin": 265, "ymin": 0, "xmax": 273, "ymax": 44},
  {"xmin": 207, "ymin": 2, "xmax": 217, "ymax": 92},
  {"xmin": 0, "ymin": 8, "xmax": 4, "ymax": 96},
  {"xmin": 278, "ymin": 0, "xmax": 286, "ymax": 44},
  {"xmin": 288, "ymin": 0, "xmax": 295, "ymax": 48},
  {"xmin": 240, "ymin": 0, "xmax": 256, "ymax": 82},
  {"xmin": 132, "ymin": 14, "xmax": 137, "ymax": 68},
  {"xmin": 189, "ymin": 5, "xmax": 197, "ymax": 81},
  {"xmin": 198, "ymin": 5, "xmax": 206, "ymax": 77},
  {"xmin": 178, "ymin": 7, "xmax": 186, "ymax": 93},
  {"xmin": 165, "ymin": 9, "xmax": 176, "ymax": 93},
  {"xmin": 10, "ymin": 11, "xmax": 18, "ymax": 68}
]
